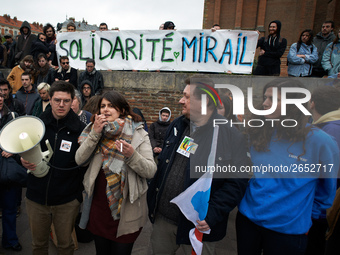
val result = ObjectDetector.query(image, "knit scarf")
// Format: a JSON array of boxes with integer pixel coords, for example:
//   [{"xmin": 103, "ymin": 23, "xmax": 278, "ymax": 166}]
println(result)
[{"xmin": 79, "ymin": 116, "xmax": 134, "ymax": 220}]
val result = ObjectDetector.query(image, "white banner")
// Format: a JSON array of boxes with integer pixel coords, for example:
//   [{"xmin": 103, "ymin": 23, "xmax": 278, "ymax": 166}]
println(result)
[{"xmin": 56, "ymin": 30, "xmax": 258, "ymax": 74}]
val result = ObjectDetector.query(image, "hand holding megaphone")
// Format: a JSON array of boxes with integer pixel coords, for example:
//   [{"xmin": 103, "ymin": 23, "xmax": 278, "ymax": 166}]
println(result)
[
  {"xmin": 0, "ymin": 116, "xmax": 53, "ymax": 178},
  {"xmin": 21, "ymin": 157, "xmax": 37, "ymax": 171}
]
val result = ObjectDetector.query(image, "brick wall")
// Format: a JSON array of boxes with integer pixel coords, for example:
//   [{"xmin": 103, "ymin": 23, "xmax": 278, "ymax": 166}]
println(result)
[{"xmin": 112, "ymin": 87, "xmax": 184, "ymax": 129}]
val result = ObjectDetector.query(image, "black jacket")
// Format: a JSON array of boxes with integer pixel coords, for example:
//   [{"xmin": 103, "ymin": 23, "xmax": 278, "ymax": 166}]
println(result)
[
  {"xmin": 54, "ymin": 66, "xmax": 78, "ymax": 89},
  {"xmin": 15, "ymin": 21, "xmax": 37, "ymax": 62},
  {"xmin": 4, "ymin": 95, "xmax": 26, "ymax": 116},
  {"xmin": 78, "ymin": 69, "xmax": 104, "ymax": 95},
  {"xmin": 257, "ymin": 20, "xmax": 287, "ymax": 67},
  {"xmin": 149, "ymin": 120, "xmax": 171, "ymax": 150},
  {"xmin": 147, "ymin": 111, "xmax": 249, "ymax": 244},
  {"xmin": 30, "ymin": 38, "xmax": 50, "ymax": 61},
  {"xmin": 26, "ymin": 107, "xmax": 86, "ymax": 206}
]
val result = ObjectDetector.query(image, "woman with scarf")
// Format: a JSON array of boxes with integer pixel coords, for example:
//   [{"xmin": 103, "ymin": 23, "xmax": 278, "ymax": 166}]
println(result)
[{"xmin": 75, "ymin": 91, "xmax": 157, "ymax": 255}]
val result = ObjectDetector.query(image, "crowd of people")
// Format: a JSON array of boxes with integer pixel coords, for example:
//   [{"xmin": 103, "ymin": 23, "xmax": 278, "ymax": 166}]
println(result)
[{"xmin": 0, "ymin": 19, "xmax": 339, "ymax": 255}]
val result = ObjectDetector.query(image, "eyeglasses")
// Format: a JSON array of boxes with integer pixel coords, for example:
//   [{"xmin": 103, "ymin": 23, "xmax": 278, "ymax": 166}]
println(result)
[
  {"xmin": 52, "ymin": 98, "xmax": 72, "ymax": 105},
  {"xmin": 61, "ymin": 62, "xmax": 69, "ymax": 65},
  {"xmin": 83, "ymin": 87, "xmax": 91, "ymax": 90}
]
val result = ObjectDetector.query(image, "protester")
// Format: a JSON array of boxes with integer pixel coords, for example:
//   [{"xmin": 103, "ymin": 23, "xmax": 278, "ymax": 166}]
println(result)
[
  {"xmin": 15, "ymin": 72, "xmax": 39, "ymax": 115},
  {"xmin": 75, "ymin": 90, "xmax": 156, "ymax": 255},
  {"xmin": 34, "ymin": 53, "xmax": 55, "ymax": 85},
  {"xmin": 21, "ymin": 81, "xmax": 86, "ymax": 254},
  {"xmin": 54, "ymin": 56, "xmax": 78, "ymax": 88},
  {"xmin": 7, "ymin": 55, "xmax": 35, "ymax": 94},
  {"xmin": 14, "ymin": 21, "xmax": 37, "ymax": 64},
  {"xmin": 253, "ymin": 20, "xmax": 287, "ymax": 76},
  {"xmin": 43, "ymin": 23, "xmax": 58, "ymax": 67},
  {"xmin": 79, "ymin": 80, "xmax": 94, "ymax": 108},
  {"xmin": 32, "ymin": 82, "xmax": 51, "ymax": 117},
  {"xmin": 308, "ymin": 86, "xmax": 340, "ymax": 255},
  {"xmin": 67, "ymin": 22, "xmax": 76, "ymax": 32},
  {"xmin": 148, "ymin": 75, "xmax": 249, "ymax": 254},
  {"xmin": 0, "ymin": 92, "xmax": 22, "ymax": 252},
  {"xmin": 312, "ymin": 21, "xmax": 336, "ymax": 77},
  {"xmin": 0, "ymin": 78, "xmax": 25, "ymax": 116},
  {"xmin": 78, "ymin": 59, "xmax": 104, "ymax": 95},
  {"xmin": 148, "ymin": 107, "xmax": 171, "ymax": 159},
  {"xmin": 71, "ymin": 90, "xmax": 92, "ymax": 125},
  {"xmin": 3, "ymin": 32, "xmax": 16, "ymax": 69},
  {"xmin": 236, "ymin": 78, "xmax": 339, "ymax": 255},
  {"xmin": 287, "ymin": 29, "xmax": 318, "ymax": 77},
  {"xmin": 30, "ymin": 33, "xmax": 51, "ymax": 62},
  {"xmin": 322, "ymin": 28, "xmax": 340, "ymax": 77},
  {"xmin": 0, "ymin": 35, "xmax": 7, "ymax": 68}
]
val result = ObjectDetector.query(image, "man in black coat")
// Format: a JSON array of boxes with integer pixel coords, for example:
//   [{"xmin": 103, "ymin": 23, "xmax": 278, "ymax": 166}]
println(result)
[
  {"xmin": 78, "ymin": 59, "xmax": 104, "ymax": 95},
  {"xmin": 21, "ymin": 81, "xmax": 86, "ymax": 254},
  {"xmin": 14, "ymin": 21, "xmax": 37, "ymax": 64},
  {"xmin": 54, "ymin": 56, "xmax": 78, "ymax": 89},
  {"xmin": 147, "ymin": 75, "xmax": 249, "ymax": 254},
  {"xmin": 253, "ymin": 20, "xmax": 287, "ymax": 76}
]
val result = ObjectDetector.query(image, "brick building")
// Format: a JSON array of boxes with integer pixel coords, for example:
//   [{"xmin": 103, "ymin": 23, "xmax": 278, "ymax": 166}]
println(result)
[
  {"xmin": 0, "ymin": 14, "xmax": 43, "ymax": 38},
  {"xmin": 203, "ymin": 0, "xmax": 340, "ymax": 45}
]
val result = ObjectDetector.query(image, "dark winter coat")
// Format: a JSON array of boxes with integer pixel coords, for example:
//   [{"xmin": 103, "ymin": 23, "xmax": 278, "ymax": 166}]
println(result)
[
  {"xmin": 15, "ymin": 21, "xmax": 37, "ymax": 62},
  {"xmin": 78, "ymin": 69, "xmax": 104, "ymax": 95},
  {"xmin": 147, "ymin": 111, "xmax": 249, "ymax": 244},
  {"xmin": 26, "ymin": 107, "xmax": 86, "ymax": 206}
]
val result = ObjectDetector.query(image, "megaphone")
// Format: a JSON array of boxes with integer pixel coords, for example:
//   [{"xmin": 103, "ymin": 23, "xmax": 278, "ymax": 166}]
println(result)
[{"xmin": 0, "ymin": 116, "xmax": 53, "ymax": 178}]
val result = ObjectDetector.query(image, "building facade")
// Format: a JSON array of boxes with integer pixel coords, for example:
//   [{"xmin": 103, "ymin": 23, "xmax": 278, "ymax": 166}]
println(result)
[
  {"xmin": 0, "ymin": 14, "xmax": 43, "ymax": 38},
  {"xmin": 203, "ymin": 0, "xmax": 340, "ymax": 45}
]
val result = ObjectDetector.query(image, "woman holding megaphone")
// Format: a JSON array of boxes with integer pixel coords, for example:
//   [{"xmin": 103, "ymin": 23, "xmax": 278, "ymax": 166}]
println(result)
[{"xmin": 75, "ymin": 91, "xmax": 156, "ymax": 255}]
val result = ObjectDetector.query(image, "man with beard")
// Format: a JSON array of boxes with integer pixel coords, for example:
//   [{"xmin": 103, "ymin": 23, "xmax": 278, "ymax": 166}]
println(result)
[
  {"xmin": 7, "ymin": 55, "xmax": 35, "ymax": 94},
  {"xmin": 14, "ymin": 21, "xmax": 37, "ymax": 64},
  {"xmin": 312, "ymin": 21, "xmax": 336, "ymax": 77},
  {"xmin": 253, "ymin": 20, "xmax": 287, "ymax": 76}
]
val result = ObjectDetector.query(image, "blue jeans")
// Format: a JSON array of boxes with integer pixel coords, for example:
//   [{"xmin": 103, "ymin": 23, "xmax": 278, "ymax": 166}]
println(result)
[
  {"xmin": 0, "ymin": 186, "xmax": 19, "ymax": 247},
  {"xmin": 236, "ymin": 211, "xmax": 308, "ymax": 255}
]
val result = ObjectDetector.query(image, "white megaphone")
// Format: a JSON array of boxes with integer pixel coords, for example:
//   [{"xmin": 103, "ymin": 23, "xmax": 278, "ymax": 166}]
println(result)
[{"xmin": 0, "ymin": 116, "xmax": 53, "ymax": 178}]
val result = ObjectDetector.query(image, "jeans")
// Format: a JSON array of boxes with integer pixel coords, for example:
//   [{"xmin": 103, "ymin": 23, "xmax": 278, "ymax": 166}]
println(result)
[
  {"xmin": 236, "ymin": 211, "xmax": 308, "ymax": 255},
  {"xmin": 26, "ymin": 198, "xmax": 80, "ymax": 255}
]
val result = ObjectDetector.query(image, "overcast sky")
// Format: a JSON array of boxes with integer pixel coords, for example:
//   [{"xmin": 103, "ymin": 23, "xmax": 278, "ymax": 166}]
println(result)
[{"xmin": 3, "ymin": 0, "xmax": 205, "ymax": 30}]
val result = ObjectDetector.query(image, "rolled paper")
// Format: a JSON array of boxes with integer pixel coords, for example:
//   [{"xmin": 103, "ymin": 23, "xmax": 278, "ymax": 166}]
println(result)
[{"xmin": 19, "ymin": 132, "xmax": 35, "ymax": 151}]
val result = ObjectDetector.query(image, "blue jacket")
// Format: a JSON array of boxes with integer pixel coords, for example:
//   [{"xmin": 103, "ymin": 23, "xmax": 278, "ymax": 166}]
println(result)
[
  {"xmin": 147, "ymin": 112, "xmax": 249, "ymax": 244},
  {"xmin": 239, "ymin": 127, "xmax": 339, "ymax": 234},
  {"xmin": 287, "ymin": 43, "xmax": 318, "ymax": 77},
  {"xmin": 322, "ymin": 42, "xmax": 340, "ymax": 76}
]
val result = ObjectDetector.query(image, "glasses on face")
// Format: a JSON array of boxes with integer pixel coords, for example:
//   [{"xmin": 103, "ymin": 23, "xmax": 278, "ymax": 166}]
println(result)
[
  {"xmin": 83, "ymin": 87, "xmax": 91, "ymax": 90},
  {"xmin": 61, "ymin": 62, "xmax": 69, "ymax": 65},
  {"xmin": 52, "ymin": 98, "xmax": 72, "ymax": 105}
]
